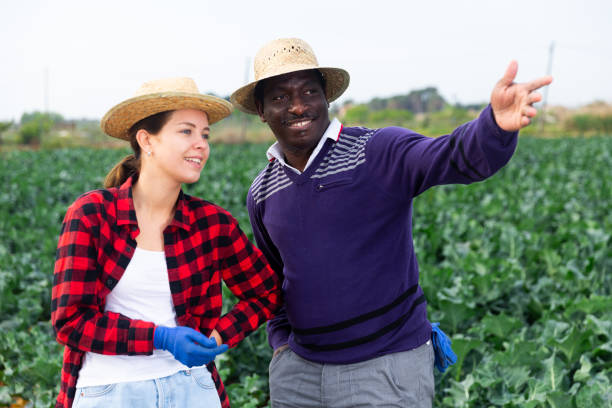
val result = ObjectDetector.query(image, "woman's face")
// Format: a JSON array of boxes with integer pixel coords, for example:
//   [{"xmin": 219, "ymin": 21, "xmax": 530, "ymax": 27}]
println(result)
[{"xmin": 147, "ymin": 109, "xmax": 210, "ymax": 185}]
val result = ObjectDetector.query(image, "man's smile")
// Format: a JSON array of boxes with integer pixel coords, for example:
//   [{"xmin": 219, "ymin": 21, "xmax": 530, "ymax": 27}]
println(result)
[{"xmin": 285, "ymin": 118, "xmax": 314, "ymax": 130}]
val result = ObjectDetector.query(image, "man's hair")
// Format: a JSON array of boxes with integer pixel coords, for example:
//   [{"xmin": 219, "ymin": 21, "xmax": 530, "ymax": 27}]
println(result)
[{"xmin": 254, "ymin": 69, "xmax": 326, "ymax": 110}]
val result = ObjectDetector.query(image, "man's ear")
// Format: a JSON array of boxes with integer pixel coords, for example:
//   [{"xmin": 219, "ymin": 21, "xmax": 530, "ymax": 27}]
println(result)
[{"xmin": 255, "ymin": 100, "xmax": 267, "ymax": 123}]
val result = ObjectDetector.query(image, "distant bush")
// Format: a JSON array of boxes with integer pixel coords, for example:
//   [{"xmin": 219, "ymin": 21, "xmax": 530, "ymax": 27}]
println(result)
[
  {"xmin": 343, "ymin": 104, "xmax": 370, "ymax": 125},
  {"xmin": 0, "ymin": 121, "xmax": 12, "ymax": 134},
  {"xmin": 369, "ymin": 109, "xmax": 414, "ymax": 126},
  {"xmin": 369, "ymin": 87, "xmax": 446, "ymax": 113},
  {"xmin": 568, "ymin": 114, "xmax": 612, "ymax": 133},
  {"xmin": 18, "ymin": 112, "xmax": 63, "ymax": 145},
  {"xmin": 0, "ymin": 121, "xmax": 13, "ymax": 146},
  {"xmin": 342, "ymin": 104, "xmax": 477, "ymax": 135},
  {"xmin": 344, "ymin": 106, "xmax": 417, "ymax": 127}
]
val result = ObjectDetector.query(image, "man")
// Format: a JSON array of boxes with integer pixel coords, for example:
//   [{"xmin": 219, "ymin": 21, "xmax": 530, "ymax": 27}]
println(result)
[{"xmin": 231, "ymin": 38, "xmax": 552, "ymax": 407}]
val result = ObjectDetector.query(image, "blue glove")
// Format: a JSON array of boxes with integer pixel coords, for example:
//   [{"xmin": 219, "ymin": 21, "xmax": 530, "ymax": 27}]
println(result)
[
  {"xmin": 431, "ymin": 322, "xmax": 457, "ymax": 373},
  {"xmin": 153, "ymin": 326, "xmax": 228, "ymax": 367}
]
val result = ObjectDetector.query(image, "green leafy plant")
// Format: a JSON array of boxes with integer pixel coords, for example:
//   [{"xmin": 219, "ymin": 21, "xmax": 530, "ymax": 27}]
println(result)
[{"xmin": 0, "ymin": 137, "xmax": 610, "ymax": 407}]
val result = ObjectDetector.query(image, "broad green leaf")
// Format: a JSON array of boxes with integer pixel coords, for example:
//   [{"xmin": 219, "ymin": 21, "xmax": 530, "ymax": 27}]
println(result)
[
  {"xmin": 525, "ymin": 378, "xmax": 549, "ymax": 404},
  {"xmin": 546, "ymin": 390, "xmax": 574, "ymax": 408},
  {"xmin": 437, "ymin": 299, "xmax": 477, "ymax": 333},
  {"xmin": 552, "ymin": 327, "xmax": 593, "ymax": 365},
  {"xmin": 504, "ymin": 365, "xmax": 532, "ymax": 391},
  {"xmin": 488, "ymin": 383, "xmax": 520, "ymax": 406},
  {"xmin": 540, "ymin": 320, "xmax": 571, "ymax": 343},
  {"xmin": 540, "ymin": 352, "xmax": 568, "ymax": 392},
  {"xmin": 442, "ymin": 374, "xmax": 476, "ymax": 407},
  {"xmin": 450, "ymin": 336, "xmax": 484, "ymax": 380},
  {"xmin": 585, "ymin": 314, "xmax": 612, "ymax": 340},
  {"xmin": 564, "ymin": 295, "xmax": 612, "ymax": 319},
  {"xmin": 0, "ymin": 387, "xmax": 12, "ymax": 405},
  {"xmin": 472, "ymin": 356, "xmax": 503, "ymax": 389},
  {"xmin": 574, "ymin": 373, "xmax": 612, "ymax": 408},
  {"xmin": 480, "ymin": 312, "xmax": 523, "ymax": 340},
  {"xmin": 494, "ymin": 339, "xmax": 546, "ymax": 367},
  {"xmin": 523, "ymin": 401, "xmax": 546, "ymax": 408},
  {"xmin": 573, "ymin": 355, "xmax": 593, "ymax": 383}
]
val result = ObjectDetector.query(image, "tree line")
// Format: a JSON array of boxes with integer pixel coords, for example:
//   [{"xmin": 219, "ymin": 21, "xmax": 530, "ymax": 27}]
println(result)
[{"xmin": 1, "ymin": 88, "xmax": 611, "ymax": 148}]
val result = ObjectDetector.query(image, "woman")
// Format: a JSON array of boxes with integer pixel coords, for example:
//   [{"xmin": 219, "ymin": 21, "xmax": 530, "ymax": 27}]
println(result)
[{"xmin": 51, "ymin": 78, "xmax": 281, "ymax": 408}]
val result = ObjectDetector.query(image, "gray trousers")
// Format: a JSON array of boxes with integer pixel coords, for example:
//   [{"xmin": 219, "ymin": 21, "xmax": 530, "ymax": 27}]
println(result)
[{"xmin": 269, "ymin": 341, "xmax": 434, "ymax": 408}]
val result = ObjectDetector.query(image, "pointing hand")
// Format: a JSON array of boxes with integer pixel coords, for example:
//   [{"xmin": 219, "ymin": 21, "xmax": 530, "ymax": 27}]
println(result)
[{"xmin": 490, "ymin": 61, "xmax": 553, "ymax": 132}]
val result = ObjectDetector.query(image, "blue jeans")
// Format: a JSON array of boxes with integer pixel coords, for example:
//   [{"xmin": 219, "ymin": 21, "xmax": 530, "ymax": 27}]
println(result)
[{"xmin": 73, "ymin": 366, "xmax": 222, "ymax": 408}]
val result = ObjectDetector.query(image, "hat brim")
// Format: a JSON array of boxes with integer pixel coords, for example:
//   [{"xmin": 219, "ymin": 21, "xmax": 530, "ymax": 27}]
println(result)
[
  {"xmin": 230, "ymin": 67, "xmax": 350, "ymax": 115},
  {"xmin": 101, "ymin": 92, "xmax": 233, "ymax": 140}
]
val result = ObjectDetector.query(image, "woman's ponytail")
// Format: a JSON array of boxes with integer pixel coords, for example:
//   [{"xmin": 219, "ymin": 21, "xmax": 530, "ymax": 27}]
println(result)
[{"xmin": 104, "ymin": 154, "xmax": 140, "ymax": 188}]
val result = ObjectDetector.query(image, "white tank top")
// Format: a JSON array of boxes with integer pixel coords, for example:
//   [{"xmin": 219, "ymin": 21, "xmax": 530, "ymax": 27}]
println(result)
[{"xmin": 76, "ymin": 247, "xmax": 199, "ymax": 388}]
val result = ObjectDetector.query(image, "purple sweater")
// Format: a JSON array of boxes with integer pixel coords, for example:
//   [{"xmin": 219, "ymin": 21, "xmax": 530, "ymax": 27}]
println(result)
[{"xmin": 247, "ymin": 105, "xmax": 517, "ymax": 364}]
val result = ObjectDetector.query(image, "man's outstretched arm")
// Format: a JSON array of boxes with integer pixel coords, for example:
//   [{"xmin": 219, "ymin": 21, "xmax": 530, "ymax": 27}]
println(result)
[{"xmin": 364, "ymin": 61, "xmax": 553, "ymax": 199}]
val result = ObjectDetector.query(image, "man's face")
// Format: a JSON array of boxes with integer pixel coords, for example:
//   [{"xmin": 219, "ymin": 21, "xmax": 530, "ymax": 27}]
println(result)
[{"xmin": 256, "ymin": 70, "xmax": 330, "ymax": 154}]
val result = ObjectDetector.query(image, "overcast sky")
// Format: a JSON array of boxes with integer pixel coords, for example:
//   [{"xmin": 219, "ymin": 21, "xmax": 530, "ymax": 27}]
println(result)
[{"xmin": 1, "ymin": 0, "xmax": 610, "ymax": 121}]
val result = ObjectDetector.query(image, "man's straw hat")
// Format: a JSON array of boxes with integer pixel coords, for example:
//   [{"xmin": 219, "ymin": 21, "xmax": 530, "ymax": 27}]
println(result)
[
  {"xmin": 230, "ymin": 38, "xmax": 350, "ymax": 115},
  {"xmin": 101, "ymin": 77, "xmax": 233, "ymax": 140}
]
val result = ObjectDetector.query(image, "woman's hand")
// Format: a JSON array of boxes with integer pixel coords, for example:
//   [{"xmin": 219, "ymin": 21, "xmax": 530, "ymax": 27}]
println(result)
[{"xmin": 154, "ymin": 326, "xmax": 228, "ymax": 367}]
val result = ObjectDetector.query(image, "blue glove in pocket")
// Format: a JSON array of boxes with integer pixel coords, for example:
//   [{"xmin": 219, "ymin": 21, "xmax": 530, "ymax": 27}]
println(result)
[{"xmin": 431, "ymin": 322, "xmax": 457, "ymax": 373}]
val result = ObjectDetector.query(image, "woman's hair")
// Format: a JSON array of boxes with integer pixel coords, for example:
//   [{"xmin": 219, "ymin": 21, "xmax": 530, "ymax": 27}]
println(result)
[{"xmin": 104, "ymin": 110, "xmax": 174, "ymax": 188}]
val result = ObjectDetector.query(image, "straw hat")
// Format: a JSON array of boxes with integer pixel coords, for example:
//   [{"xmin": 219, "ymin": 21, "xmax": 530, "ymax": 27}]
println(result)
[
  {"xmin": 101, "ymin": 77, "xmax": 233, "ymax": 140},
  {"xmin": 230, "ymin": 38, "xmax": 350, "ymax": 115}
]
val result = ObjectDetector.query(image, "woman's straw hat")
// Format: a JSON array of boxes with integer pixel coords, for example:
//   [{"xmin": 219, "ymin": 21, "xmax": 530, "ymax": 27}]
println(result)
[
  {"xmin": 230, "ymin": 38, "xmax": 350, "ymax": 115},
  {"xmin": 101, "ymin": 77, "xmax": 233, "ymax": 140}
]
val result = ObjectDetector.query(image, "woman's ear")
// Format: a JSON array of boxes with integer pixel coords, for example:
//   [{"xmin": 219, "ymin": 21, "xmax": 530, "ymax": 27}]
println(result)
[{"xmin": 136, "ymin": 129, "xmax": 153, "ymax": 155}]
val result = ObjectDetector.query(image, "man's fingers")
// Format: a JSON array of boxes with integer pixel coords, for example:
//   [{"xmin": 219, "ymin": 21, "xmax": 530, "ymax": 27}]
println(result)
[
  {"xmin": 498, "ymin": 60, "xmax": 518, "ymax": 86},
  {"xmin": 273, "ymin": 344, "xmax": 289, "ymax": 357},
  {"xmin": 187, "ymin": 330, "xmax": 218, "ymax": 348},
  {"xmin": 525, "ymin": 75, "xmax": 553, "ymax": 91},
  {"xmin": 527, "ymin": 92, "xmax": 543, "ymax": 105},
  {"xmin": 523, "ymin": 105, "xmax": 538, "ymax": 118},
  {"xmin": 521, "ymin": 116, "xmax": 531, "ymax": 127}
]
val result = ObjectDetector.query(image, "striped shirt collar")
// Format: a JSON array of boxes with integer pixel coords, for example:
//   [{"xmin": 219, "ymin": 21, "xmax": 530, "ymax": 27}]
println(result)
[{"xmin": 266, "ymin": 118, "xmax": 343, "ymax": 174}]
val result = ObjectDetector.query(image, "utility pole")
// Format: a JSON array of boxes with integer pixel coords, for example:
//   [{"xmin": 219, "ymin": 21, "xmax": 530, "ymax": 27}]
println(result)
[
  {"xmin": 539, "ymin": 42, "xmax": 555, "ymax": 135},
  {"xmin": 44, "ymin": 67, "xmax": 50, "ymax": 113}
]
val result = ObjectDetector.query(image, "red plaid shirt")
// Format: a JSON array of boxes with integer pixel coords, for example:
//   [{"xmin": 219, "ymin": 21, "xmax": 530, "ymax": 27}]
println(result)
[{"xmin": 51, "ymin": 177, "xmax": 281, "ymax": 408}]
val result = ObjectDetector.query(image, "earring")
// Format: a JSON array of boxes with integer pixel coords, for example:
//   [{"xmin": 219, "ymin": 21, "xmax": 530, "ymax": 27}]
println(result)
[{"xmin": 146, "ymin": 151, "xmax": 151, "ymax": 156}]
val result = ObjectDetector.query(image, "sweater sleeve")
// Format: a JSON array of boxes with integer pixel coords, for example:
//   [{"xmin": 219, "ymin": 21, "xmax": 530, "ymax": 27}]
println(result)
[
  {"xmin": 213, "ymin": 213, "xmax": 282, "ymax": 348},
  {"xmin": 247, "ymin": 189, "xmax": 290, "ymax": 350},
  {"xmin": 366, "ymin": 104, "xmax": 518, "ymax": 200},
  {"xmin": 51, "ymin": 199, "xmax": 155, "ymax": 355}
]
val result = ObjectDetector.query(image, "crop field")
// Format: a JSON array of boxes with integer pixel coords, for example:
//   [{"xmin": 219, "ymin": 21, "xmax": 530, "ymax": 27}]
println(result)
[{"xmin": 0, "ymin": 136, "xmax": 610, "ymax": 407}]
